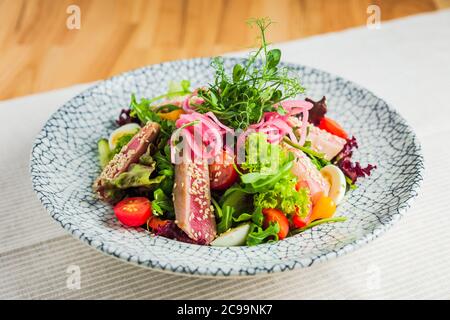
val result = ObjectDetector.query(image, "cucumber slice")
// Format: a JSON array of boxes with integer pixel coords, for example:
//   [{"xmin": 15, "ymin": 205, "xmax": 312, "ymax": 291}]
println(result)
[
  {"xmin": 210, "ymin": 223, "xmax": 251, "ymax": 247},
  {"xmin": 98, "ymin": 138, "xmax": 111, "ymax": 169}
]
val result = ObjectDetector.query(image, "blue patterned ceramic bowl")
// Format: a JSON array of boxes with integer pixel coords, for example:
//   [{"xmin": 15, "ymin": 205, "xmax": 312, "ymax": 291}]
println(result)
[{"xmin": 30, "ymin": 58, "xmax": 424, "ymax": 276}]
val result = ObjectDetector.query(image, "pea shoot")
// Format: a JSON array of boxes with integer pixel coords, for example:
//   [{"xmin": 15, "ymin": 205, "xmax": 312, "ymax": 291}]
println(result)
[{"xmin": 194, "ymin": 17, "xmax": 305, "ymax": 130}]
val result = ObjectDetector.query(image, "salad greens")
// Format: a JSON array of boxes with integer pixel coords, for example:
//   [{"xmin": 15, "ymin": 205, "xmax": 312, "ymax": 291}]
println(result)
[
  {"xmin": 194, "ymin": 18, "xmax": 305, "ymax": 130},
  {"xmin": 151, "ymin": 188, "xmax": 174, "ymax": 218},
  {"xmin": 211, "ymin": 198, "xmax": 236, "ymax": 234},
  {"xmin": 254, "ymin": 177, "xmax": 309, "ymax": 216},
  {"xmin": 126, "ymin": 80, "xmax": 192, "ymax": 215},
  {"xmin": 238, "ymin": 134, "xmax": 326, "ymax": 217},
  {"xmin": 246, "ymin": 222, "xmax": 280, "ymax": 246},
  {"xmin": 241, "ymin": 132, "xmax": 288, "ymax": 174},
  {"xmin": 130, "ymin": 94, "xmax": 176, "ymax": 141},
  {"xmin": 153, "ymin": 144, "xmax": 175, "ymax": 195},
  {"xmin": 110, "ymin": 163, "xmax": 165, "ymax": 189},
  {"xmin": 212, "ymin": 132, "xmax": 312, "ymax": 245},
  {"xmin": 96, "ymin": 82, "xmax": 189, "ymax": 217},
  {"xmin": 93, "ymin": 17, "xmax": 373, "ymax": 248}
]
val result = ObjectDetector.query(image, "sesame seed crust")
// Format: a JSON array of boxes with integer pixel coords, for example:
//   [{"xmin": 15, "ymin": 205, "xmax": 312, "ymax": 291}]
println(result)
[
  {"xmin": 93, "ymin": 121, "xmax": 160, "ymax": 202},
  {"xmin": 173, "ymin": 158, "xmax": 217, "ymax": 244}
]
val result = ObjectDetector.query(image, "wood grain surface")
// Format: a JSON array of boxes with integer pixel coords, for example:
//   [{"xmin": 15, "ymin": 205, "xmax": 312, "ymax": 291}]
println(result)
[{"xmin": 0, "ymin": 0, "xmax": 448, "ymax": 100}]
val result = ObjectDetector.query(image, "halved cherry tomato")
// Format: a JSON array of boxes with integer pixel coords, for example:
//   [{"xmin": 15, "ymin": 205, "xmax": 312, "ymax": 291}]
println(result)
[
  {"xmin": 262, "ymin": 208, "xmax": 290, "ymax": 240},
  {"xmin": 209, "ymin": 151, "xmax": 239, "ymax": 190},
  {"xmin": 147, "ymin": 216, "xmax": 169, "ymax": 231},
  {"xmin": 309, "ymin": 196, "xmax": 336, "ymax": 222},
  {"xmin": 292, "ymin": 202, "xmax": 313, "ymax": 228},
  {"xmin": 114, "ymin": 197, "xmax": 152, "ymax": 227},
  {"xmin": 157, "ymin": 109, "xmax": 184, "ymax": 121},
  {"xmin": 293, "ymin": 182, "xmax": 313, "ymax": 228},
  {"xmin": 292, "ymin": 214, "xmax": 309, "ymax": 229},
  {"xmin": 318, "ymin": 117, "xmax": 348, "ymax": 139}
]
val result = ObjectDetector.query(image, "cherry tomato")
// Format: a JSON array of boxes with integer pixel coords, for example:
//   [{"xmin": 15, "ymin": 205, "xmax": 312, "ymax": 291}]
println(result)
[
  {"xmin": 262, "ymin": 208, "xmax": 290, "ymax": 240},
  {"xmin": 293, "ymin": 182, "xmax": 313, "ymax": 228},
  {"xmin": 292, "ymin": 201, "xmax": 313, "ymax": 228},
  {"xmin": 209, "ymin": 151, "xmax": 239, "ymax": 190},
  {"xmin": 292, "ymin": 214, "xmax": 309, "ymax": 229},
  {"xmin": 310, "ymin": 196, "xmax": 336, "ymax": 222},
  {"xmin": 114, "ymin": 197, "xmax": 152, "ymax": 227},
  {"xmin": 318, "ymin": 117, "xmax": 348, "ymax": 139},
  {"xmin": 147, "ymin": 216, "xmax": 169, "ymax": 231}
]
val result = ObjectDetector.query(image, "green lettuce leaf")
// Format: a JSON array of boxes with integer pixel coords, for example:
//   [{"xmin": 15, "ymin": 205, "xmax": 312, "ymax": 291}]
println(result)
[
  {"xmin": 246, "ymin": 222, "xmax": 280, "ymax": 246},
  {"xmin": 251, "ymin": 206, "xmax": 264, "ymax": 226},
  {"xmin": 240, "ymin": 154, "xmax": 294, "ymax": 193},
  {"xmin": 241, "ymin": 132, "xmax": 289, "ymax": 174},
  {"xmin": 110, "ymin": 163, "xmax": 165, "ymax": 189},
  {"xmin": 233, "ymin": 213, "xmax": 252, "ymax": 223},
  {"xmin": 129, "ymin": 80, "xmax": 190, "ymax": 125},
  {"xmin": 212, "ymin": 197, "xmax": 235, "ymax": 234},
  {"xmin": 239, "ymin": 133, "xmax": 296, "ymax": 193},
  {"xmin": 138, "ymin": 151, "xmax": 155, "ymax": 167},
  {"xmin": 151, "ymin": 188, "xmax": 174, "ymax": 218},
  {"xmin": 153, "ymin": 144, "xmax": 175, "ymax": 195},
  {"xmin": 217, "ymin": 206, "xmax": 235, "ymax": 234},
  {"xmin": 253, "ymin": 174, "xmax": 310, "ymax": 216}
]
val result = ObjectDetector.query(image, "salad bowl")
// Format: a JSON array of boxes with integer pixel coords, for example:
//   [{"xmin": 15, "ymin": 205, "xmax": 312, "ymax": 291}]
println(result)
[{"xmin": 30, "ymin": 57, "xmax": 424, "ymax": 276}]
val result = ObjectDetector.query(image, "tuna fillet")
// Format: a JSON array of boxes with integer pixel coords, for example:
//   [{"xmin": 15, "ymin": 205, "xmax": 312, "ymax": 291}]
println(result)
[
  {"xmin": 307, "ymin": 125, "xmax": 346, "ymax": 160},
  {"xmin": 173, "ymin": 160, "xmax": 217, "ymax": 244},
  {"xmin": 282, "ymin": 143, "xmax": 330, "ymax": 204},
  {"xmin": 287, "ymin": 117, "xmax": 346, "ymax": 161},
  {"xmin": 93, "ymin": 121, "xmax": 160, "ymax": 202}
]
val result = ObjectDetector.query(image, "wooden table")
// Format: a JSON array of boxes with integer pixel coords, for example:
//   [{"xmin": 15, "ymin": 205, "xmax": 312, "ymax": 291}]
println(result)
[{"xmin": 1, "ymin": 0, "xmax": 448, "ymax": 100}]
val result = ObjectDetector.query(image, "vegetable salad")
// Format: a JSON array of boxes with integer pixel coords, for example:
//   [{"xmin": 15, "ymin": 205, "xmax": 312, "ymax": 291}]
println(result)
[{"xmin": 93, "ymin": 18, "xmax": 375, "ymax": 246}]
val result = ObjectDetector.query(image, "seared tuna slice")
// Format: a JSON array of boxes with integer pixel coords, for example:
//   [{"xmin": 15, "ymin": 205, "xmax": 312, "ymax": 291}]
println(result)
[
  {"xmin": 282, "ymin": 143, "xmax": 330, "ymax": 204},
  {"xmin": 307, "ymin": 125, "xmax": 346, "ymax": 160},
  {"xmin": 287, "ymin": 116, "xmax": 346, "ymax": 161},
  {"xmin": 173, "ymin": 160, "xmax": 217, "ymax": 244},
  {"xmin": 93, "ymin": 121, "xmax": 160, "ymax": 202}
]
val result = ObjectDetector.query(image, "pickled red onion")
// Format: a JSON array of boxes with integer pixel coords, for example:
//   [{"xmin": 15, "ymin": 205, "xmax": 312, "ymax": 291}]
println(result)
[
  {"xmin": 170, "ymin": 112, "xmax": 233, "ymax": 162},
  {"xmin": 182, "ymin": 95, "xmax": 204, "ymax": 114},
  {"xmin": 279, "ymin": 100, "xmax": 313, "ymax": 145},
  {"xmin": 171, "ymin": 99, "xmax": 313, "ymax": 162}
]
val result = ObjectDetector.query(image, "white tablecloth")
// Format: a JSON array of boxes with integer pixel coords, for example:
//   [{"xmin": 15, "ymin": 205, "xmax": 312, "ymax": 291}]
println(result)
[{"xmin": 1, "ymin": 10, "xmax": 449, "ymax": 299}]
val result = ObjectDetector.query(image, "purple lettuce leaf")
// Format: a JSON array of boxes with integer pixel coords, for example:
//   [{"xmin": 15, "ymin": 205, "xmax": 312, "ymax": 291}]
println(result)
[
  {"xmin": 334, "ymin": 136, "xmax": 376, "ymax": 184},
  {"xmin": 116, "ymin": 108, "xmax": 139, "ymax": 126},
  {"xmin": 337, "ymin": 158, "xmax": 376, "ymax": 184},
  {"xmin": 306, "ymin": 96, "xmax": 327, "ymax": 126},
  {"xmin": 154, "ymin": 221, "xmax": 206, "ymax": 245}
]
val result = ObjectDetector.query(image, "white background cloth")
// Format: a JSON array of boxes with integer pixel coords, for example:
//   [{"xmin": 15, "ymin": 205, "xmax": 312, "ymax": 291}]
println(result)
[{"xmin": 0, "ymin": 10, "xmax": 449, "ymax": 299}]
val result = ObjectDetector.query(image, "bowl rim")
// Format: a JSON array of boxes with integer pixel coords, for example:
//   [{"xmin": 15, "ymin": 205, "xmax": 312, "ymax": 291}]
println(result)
[{"xmin": 30, "ymin": 57, "xmax": 425, "ymax": 276}]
